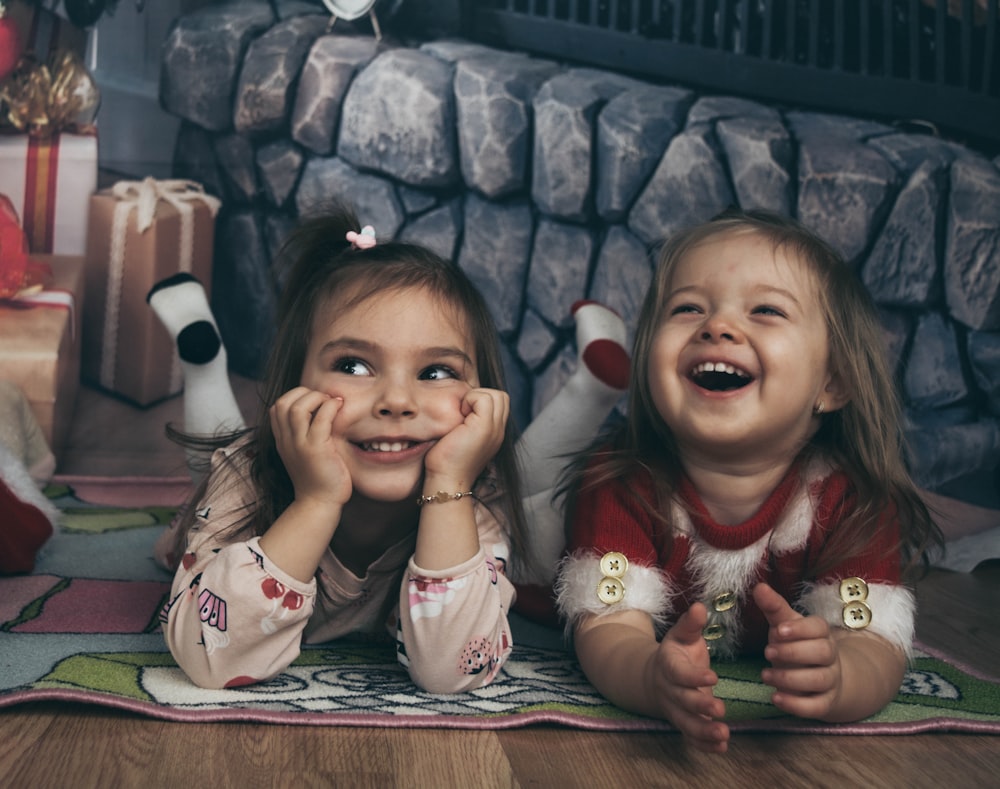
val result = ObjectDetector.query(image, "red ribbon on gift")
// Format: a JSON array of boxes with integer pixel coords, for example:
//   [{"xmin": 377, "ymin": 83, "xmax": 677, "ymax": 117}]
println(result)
[
  {"xmin": 22, "ymin": 132, "xmax": 59, "ymax": 253},
  {"xmin": 0, "ymin": 191, "xmax": 52, "ymax": 298}
]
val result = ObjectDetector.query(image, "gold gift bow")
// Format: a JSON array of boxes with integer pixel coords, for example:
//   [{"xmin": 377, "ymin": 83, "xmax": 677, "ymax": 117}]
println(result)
[
  {"xmin": 100, "ymin": 178, "xmax": 221, "ymax": 391},
  {"xmin": 0, "ymin": 51, "xmax": 100, "ymax": 136}
]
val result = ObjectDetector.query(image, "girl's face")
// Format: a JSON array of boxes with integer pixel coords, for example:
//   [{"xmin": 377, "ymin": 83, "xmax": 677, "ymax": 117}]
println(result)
[
  {"xmin": 648, "ymin": 230, "xmax": 844, "ymax": 469},
  {"xmin": 300, "ymin": 285, "xmax": 479, "ymax": 504}
]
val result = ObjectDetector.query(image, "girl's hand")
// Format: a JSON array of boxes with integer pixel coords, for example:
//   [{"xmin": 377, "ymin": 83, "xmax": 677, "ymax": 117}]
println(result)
[
  {"xmin": 753, "ymin": 582, "xmax": 842, "ymax": 719},
  {"xmin": 424, "ymin": 387, "xmax": 509, "ymax": 489},
  {"xmin": 270, "ymin": 386, "xmax": 352, "ymax": 510},
  {"xmin": 647, "ymin": 603, "xmax": 729, "ymax": 752}
]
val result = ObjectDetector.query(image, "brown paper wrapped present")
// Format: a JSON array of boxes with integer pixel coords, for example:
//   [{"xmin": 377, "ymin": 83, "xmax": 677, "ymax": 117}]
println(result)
[
  {"xmin": 0, "ymin": 254, "xmax": 84, "ymax": 454},
  {"xmin": 82, "ymin": 178, "xmax": 220, "ymax": 406}
]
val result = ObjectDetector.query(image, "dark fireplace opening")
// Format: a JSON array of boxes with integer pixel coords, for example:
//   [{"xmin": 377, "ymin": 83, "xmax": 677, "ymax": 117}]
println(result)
[{"xmin": 466, "ymin": 0, "xmax": 999, "ymax": 152}]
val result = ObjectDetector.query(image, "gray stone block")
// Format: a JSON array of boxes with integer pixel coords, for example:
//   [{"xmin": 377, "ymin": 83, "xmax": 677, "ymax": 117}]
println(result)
[
  {"xmin": 234, "ymin": 13, "xmax": 329, "ymax": 136},
  {"xmin": 532, "ymin": 72, "xmax": 605, "ymax": 221},
  {"xmin": 628, "ymin": 123, "xmax": 735, "ymax": 245},
  {"xmin": 457, "ymin": 195, "xmax": 532, "ymax": 337},
  {"xmin": 172, "ymin": 122, "xmax": 226, "ymax": 199},
  {"xmin": 687, "ymin": 95, "xmax": 780, "ymax": 126},
  {"xmin": 716, "ymin": 115, "xmax": 794, "ymax": 216},
  {"xmin": 867, "ymin": 132, "xmax": 958, "ymax": 176},
  {"xmin": 906, "ymin": 419, "xmax": 1000, "ymax": 489},
  {"xmin": 526, "ymin": 219, "xmax": 595, "ymax": 329},
  {"xmin": 455, "ymin": 55, "xmax": 560, "ymax": 199},
  {"xmin": 862, "ymin": 160, "xmax": 947, "ymax": 308},
  {"xmin": 532, "ymin": 345, "xmax": 577, "ymax": 420},
  {"xmin": 398, "ymin": 201, "xmax": 462, "ymax": 261},
  {"xmin": 589, "ymin": 225, "xmax": 653, "ymax": 349},
  {"xmin": 786, "ymin": 110, "xmax": 894, "ymax": 143},
  {"xmin": 211, "ymin": 208, "xmax": 278, "ymax": 378},
  {"xmin": 160, "ymin": 2, "xmax": 275, "ymax": 131},
  {"xmin": 797, "ymin": 135, "xmax": 899, "ymax": 265},
  {"xmin": 877, "ymin": 307, "xmax": 912, "ymax": 379},
  {"xmin": 256, "ymin": 140, "xmax": 304, "ymax": 209},
  {"xmin": 339, "ymin": 49, "xmax": 459, "ymax": 187},
  {"xmin": 291, "ymin": 35, "xmax": 382, "ymax": 155},
  {"xmin": 213, "ymin": 133, "xmax": 259, "ymax": 203},
  {"xmin": 968, "ymin": 331, "xmax": 1000, "ymax": 416},
  {"xmin": 944, "ymin": 157, "xmax": 1000, "ymax": 331},
  {"xmin": 295, "ymin": 156, "xmax": 404, "ymax": 239},
  {"xmin": 516, "ymin": 308, "xmax": 560, "ymax": 372},
  {"xmin": 596, "ymin": 85, "xmax": 689, "ymax": 222},
  {"xmin": 904, "ymin": 311, "xmax": 969, "ymax": 410}
]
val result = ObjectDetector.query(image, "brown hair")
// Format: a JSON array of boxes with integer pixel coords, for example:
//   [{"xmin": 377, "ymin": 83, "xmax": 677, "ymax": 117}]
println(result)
[
  {"xmin": 566, "ymin": 208, "xmax": 941, "ymax": 575},
  {"xmin": 170, "ymin": 202, "xmax": 528, "ymax": 570}
]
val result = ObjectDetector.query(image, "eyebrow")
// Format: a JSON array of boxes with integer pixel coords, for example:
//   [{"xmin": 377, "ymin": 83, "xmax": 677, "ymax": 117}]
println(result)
[
  {"xmin": 320, "ymin": 337, "xmax": 474, "ymax": 367},
  {"xmin": 667, "ymin": 283, "xmax": 804, "ymax": 308}
]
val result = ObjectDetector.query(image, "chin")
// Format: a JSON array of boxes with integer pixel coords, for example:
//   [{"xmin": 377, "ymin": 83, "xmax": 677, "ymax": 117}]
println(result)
[{"xmin": 354, "ymin": 480, "xmax": 422, "ymax": 505}]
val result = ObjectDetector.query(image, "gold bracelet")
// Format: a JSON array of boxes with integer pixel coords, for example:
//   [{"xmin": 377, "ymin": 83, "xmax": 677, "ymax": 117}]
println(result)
[{"xmin": 416, "ymin": 490, "xmax": 474, "ymax": 506}]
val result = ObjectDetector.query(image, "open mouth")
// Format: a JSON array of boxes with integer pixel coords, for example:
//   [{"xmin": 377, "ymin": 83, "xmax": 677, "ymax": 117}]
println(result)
[
  {"xmin": 690, "ymin": 361, "xmax": 753, "ymax": 392},
  {"xmin": 359, "ymin": 440, "xmax": 418, "ymax": 453}
]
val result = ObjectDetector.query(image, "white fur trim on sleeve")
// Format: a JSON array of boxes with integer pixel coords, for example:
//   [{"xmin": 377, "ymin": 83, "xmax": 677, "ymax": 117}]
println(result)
[
  {"xmin": 554, "ymin": 551, "xmax": 674, "ymax": 632},
  {"xmin": 797, "ymin": 580, "xmax": 916, "ymax": 661}
]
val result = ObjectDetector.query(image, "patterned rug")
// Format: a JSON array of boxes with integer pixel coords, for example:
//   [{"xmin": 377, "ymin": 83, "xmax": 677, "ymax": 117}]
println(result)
[{"xmin": 1, "ymin": 476, "xmax": 998, "ymax": 734}]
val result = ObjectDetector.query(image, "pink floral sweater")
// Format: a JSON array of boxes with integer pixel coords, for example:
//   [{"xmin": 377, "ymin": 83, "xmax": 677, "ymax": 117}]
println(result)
[{"xmin": 155, "ymin": 443, "xmax": 515, "ymax": 693}]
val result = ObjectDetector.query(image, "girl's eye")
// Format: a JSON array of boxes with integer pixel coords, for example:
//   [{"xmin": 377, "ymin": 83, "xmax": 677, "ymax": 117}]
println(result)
[
  {"xmin": 669, "ymin": 303, "xmax": 701, "ymax": 315},
  {"xmin": 752, "ymin": 305, "xmax": 786, "ymax": 317},
  {"xmin": 334, "ymin": 357, "xmax": 372, "ymax": 376},
  {"xmin": 420, "ymin": 364, "xmax": 459, "ymax": 381}
]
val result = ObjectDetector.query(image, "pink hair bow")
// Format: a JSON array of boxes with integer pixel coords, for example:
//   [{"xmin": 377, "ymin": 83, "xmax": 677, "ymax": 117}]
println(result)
[{"xmin": 346, "ymin": 225, "xmax": 376, "ymax": 250}]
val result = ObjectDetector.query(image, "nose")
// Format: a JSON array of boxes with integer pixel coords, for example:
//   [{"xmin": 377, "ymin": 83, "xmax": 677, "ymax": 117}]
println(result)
[
  {"xmin": 375, "ymin": 375, "xmax": 417, "ymax": 417},
  {"xmin": 699, "ymin": 313, "xmax": 742, "ymax": 343}
]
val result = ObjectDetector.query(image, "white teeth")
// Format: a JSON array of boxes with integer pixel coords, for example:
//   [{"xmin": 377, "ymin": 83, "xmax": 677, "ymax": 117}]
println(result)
[
  {"xmin": 362, "ymin": 441, "xmax": 412, "ymax": 452},
  {"xmin": 691, "ymin": 361, "xmax": 750, "ymax": 378}
]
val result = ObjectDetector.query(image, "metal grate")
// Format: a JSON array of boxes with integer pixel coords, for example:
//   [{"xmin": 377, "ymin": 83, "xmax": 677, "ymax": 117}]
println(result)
[{"xmin": 465, "ymin": 1, "xmax": 999, "ymax": 144}]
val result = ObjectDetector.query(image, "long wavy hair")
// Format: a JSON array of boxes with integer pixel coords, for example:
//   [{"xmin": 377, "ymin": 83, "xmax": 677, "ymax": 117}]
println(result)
[
  {"xmin": 565, "ymin": 208, "xmax": 941, "ymax": 576},
  {"xmin": 169, "ymin": 202, "xmax": 528, "ymax": 570}
]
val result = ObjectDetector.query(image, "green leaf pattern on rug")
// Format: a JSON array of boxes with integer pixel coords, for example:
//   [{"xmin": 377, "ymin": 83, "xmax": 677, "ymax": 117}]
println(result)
[{"xmin": 59, "ymin": 505, "xmax": 178, "ymax": 534}]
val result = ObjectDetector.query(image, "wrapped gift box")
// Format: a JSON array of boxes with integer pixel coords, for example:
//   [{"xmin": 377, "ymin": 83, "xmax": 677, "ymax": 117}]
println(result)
[
  {"xmin": 0, "ymin": 131, "xmax": 98, "ymax": 255},
  {"xmin": 82, "ymin": 180, "xmax": 219, "ymax": 406},
  {"xmin": 0, "ymin": 255, "xmax": 85, "ymax": 454}
]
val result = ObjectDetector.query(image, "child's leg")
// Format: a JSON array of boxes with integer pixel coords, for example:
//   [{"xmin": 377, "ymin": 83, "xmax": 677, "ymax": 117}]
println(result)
[
  {"xmin": 147, "ymin": 273, "xmax": 245, "ymax": 477},
  {"xmin": 516, "ymin": 301, "xmax": 629, "ymax": 585}
]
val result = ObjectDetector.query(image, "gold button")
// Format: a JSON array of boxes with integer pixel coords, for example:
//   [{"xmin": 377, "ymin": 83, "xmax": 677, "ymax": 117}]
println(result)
[
  {"xmin": 842, "ymin": 601, "xmax": 872, "ymax": 630},
  {"xmin": 840, "ymin": 577, "xmax": 869, "ymax": 603},
  {"xmin": 596, "ymin": 576, "xmax": 625, "ymax": 605},
  {"xmin": 599, "ymin": 551, "xmax": 629, "ymax": 578},
  {"xmin": 712, "ymin": 591, "xmax": 736, "ymax": 612},
  {"xmin": 703, "ymin": 623, "xmax": 726, "ymax": 641}
]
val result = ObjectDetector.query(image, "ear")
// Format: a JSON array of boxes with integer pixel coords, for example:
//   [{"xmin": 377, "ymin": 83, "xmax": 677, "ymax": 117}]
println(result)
[{"xmin": 819, "ymin": 371, "xmax": 851, "ymax": 414}]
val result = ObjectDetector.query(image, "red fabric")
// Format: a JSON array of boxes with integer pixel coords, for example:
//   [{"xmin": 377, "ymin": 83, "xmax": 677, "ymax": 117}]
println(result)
[
  {"xmin": 512, "ymin": 582, "xmax": 562, "ymax": 629},
  {"xmin": 567, "ymin": 461, "xmax": 903, "ymax": 654},
  {"xmin": 0, "ymin": 477, "xmax": 53, "ymax": 574}
]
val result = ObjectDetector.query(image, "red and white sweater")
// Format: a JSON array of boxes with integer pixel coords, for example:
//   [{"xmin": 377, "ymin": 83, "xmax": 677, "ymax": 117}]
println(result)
[{"xmin": 555, "ymin": 458, "xmax": 915, "ymax": 660}]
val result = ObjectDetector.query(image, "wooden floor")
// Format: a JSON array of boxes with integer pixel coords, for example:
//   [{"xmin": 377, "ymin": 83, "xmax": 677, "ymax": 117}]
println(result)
[{"xmin": 2, "ymin": 381, "xmax": 999, "ymax": 788}]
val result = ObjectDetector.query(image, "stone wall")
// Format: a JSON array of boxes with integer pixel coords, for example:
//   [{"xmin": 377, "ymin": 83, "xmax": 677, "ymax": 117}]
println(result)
[{"xmin": 160, "ymin": 1, "xmax": 1000, "ymax": 500}]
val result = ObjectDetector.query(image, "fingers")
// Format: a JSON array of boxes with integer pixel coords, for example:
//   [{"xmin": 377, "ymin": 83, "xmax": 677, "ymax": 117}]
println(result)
[
  {"xmin": 270, "ymin": 387, "xmax": 342, "ymax": 445},
  {"xmin": 665, "ymin": 601, "xmax": 710, "ymax": 647},
  {"xmin": 753, "ymin": 582, "xmax": 802, "ymax": 630},
  {"xmin": 463, "ymin": 387, "xmax": 509, "ymax": 434}
]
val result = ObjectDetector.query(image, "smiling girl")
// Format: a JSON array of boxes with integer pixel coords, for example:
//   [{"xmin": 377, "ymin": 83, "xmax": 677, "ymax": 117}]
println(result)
[
  {"xmin": 554, "ymin": 208, "xmax": 942, "ymax": 751},
  {"xmin": 156, "ymin": 204, "xmax": 527, "ymax": 692}
]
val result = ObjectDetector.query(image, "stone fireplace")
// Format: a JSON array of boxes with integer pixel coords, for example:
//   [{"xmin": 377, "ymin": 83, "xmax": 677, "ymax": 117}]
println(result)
[{"xmin": 159, "ymin": 1, "xmax": 1000, "ymax": 502}]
